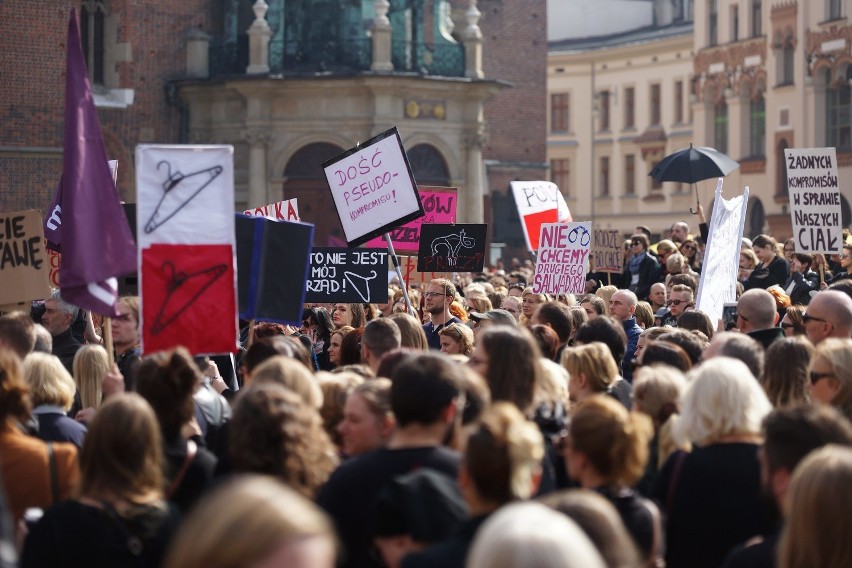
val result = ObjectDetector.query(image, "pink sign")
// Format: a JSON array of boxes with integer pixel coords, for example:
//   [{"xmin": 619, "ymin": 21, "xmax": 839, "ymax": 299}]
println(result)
[{"xmin": 364, "ymin": 187, "xmax": 457, "ymax": 253}]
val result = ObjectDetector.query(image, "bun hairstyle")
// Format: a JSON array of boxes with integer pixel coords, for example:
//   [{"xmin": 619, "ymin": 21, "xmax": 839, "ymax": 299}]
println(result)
[
  {"xmin": 136, "ymin": 347, "xmax": 200, "ymax": 439},
  {"xmin": 465, "ymin": 402, "xmax": 544, "ymax": 504},
  {"xmin": 569, "ymin": 395, "xmax": 654, "ymax": 487},
  {"xmin": 0, "ymin": 348, "xmax": 30, "ymax": 423}
]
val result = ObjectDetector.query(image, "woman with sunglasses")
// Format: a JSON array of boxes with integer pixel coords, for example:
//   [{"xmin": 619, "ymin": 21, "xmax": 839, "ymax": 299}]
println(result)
[
  {"xmin": 623, "ymin": 234, "xmax": 660, "ymax": 302},
  {"xmin": 808, "ymin": 338, "xmax": 852, "ymax": 420},
  {"xmin": 679, "ymin": 238, "xmax": 701, "ymax": 273},
  {"xmin": 743, "ymin": 234, "xmax": 790, "ymax": 291}
]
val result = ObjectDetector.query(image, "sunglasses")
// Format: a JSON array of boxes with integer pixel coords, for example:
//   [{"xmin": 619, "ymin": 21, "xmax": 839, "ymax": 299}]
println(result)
[
  {"xmin": 682, "ymin": 244, "xmax": 696, "ymax": 251},
  {"xmin": 631, "ymin": 240, "xmax": 642, "ymax": 245},
  {"xmin": 666, "ymin": 299, "xmax": 686, "ymax": 306},
  {"xmin": 810, "ymin": 371, "xmax": 833, "ymax": 385},
  {"xmin": 802, "ymin": 313, "xmax": 828, "ymax": 324}
]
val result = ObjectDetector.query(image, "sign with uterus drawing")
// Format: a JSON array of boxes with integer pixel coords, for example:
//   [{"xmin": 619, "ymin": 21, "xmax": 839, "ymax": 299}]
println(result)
[
  {"xmin": 136, "ymin": 145, "xmax": 239, "ymax": 355},
  {"xmin": 417, "ymin": 224, "xmax": 487, "ymax": 272}
]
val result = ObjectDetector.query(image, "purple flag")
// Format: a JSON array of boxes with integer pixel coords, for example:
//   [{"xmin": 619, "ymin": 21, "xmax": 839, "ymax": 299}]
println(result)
[{"xmin": 43, "ymin": 9, "xmax": 137, "ymax": 316}]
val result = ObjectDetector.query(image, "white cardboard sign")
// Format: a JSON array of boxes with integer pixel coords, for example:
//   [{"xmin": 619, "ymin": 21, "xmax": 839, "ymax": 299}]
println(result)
[{"xmin": 785, "ymin": 147, "xmax": 843, "ymax": 254}]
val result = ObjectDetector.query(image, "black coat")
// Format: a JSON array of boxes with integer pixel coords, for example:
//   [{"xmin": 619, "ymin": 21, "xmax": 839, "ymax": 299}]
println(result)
[
  {"xmin": 783, "ymin": 269, "xmax": 819, "ymax": 306},
  {"xmin": 623, "ymin": 252, "xmax": 660, "ymax": 301}
]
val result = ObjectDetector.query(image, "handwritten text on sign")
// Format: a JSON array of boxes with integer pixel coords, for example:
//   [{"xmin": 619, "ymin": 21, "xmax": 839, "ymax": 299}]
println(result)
[
  {"xmin": 591, "ymin": 229, "xmax": 623, "ymax": 273},
  {"xmin": 323, "ymin": 128, "xmax": 422, "ymax": 245},
  {"xmin": 244, "ymin": 198, "xmax": 300, "ymax": 222},
  {"xmin": 305, "ymin": 248, "xmax": 388, "ymax": 304},
  {"xmin": 0, "ymin": 210, "xmax": 52, "ymax": 305},
  {"xmin": 785, "ymin": 148, "xmax": 843, "ymax": 254},
  {"xmin": 533, "ymin": 222, "xmax": 591, "ymax": 295},
  {"xmin": 365, "ymin": 188, "xmax": 457, "ymax": 252}
]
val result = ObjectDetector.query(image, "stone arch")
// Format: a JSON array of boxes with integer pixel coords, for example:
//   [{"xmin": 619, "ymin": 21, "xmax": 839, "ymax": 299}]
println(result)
[
  {"xmin": 745, "ymin": 197, "xmax": 765, "ymax": 238},
  {"xmin": 271, "ymin": 132, "xmax": 354, "ymax": 178},
  {"xmin": 281, "ymin": 142, "xmax": 347, "ymax": 245},
  {"xmin": 400, "ymin": 133, "xmax": 461, "ymax": 183},
  {"xmin": 406, "ymin": 144, "xmax": 451, "ymax": 186}
]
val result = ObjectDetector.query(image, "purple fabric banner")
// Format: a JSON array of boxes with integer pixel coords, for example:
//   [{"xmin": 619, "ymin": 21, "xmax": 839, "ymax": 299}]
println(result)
[{"xmin": 42, "ymin": 9, "xmax": 137, "ymax": 316}]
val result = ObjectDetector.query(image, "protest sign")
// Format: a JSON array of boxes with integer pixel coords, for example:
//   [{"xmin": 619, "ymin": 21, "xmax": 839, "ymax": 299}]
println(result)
[
  {"xmin": 243, "ymin": 198, "xmax": 300, "ymax": 222},
  {"xmin": 0, "ymin": 210, "xmax": 52, "ymax": 305},
  {"xmin": 785, "ymin": 147, "xmax": 843, "ymax": 254},
  {"xmin": 396, "ymin": 256, "xmax": 450, "ymax": 287},
  {"xmin": 364, "ymin": 187, "xmax": 457, "ymax": 252},
  {"xmin": 696, "ymin": 179, "xmax": 749, "ymax": 327},
  {"xmin": 510, "ymin": 181, "xmax": 572, "ymax": 252},
  {"xmin": 532, "ymin": 222, "xmax": 591, "ymax": 295},
  {"xmin": 417, "ymin": 224, "xmax": 487, "ymax": 272},
  {"xmin": 323, "ymin": 127, "xmax": 424, "ymax": 247},
  {"xmin": 235, "ymin": 215, "xmax": 313, "ymax": 324},
  {"xmin": 591, "ymin": 229, "xmax": 623, "ymax": 273},
  {"xmin": 305, "ymin": 248, "xmax": 388, "ymax": 303},
  {"xmin": 137, "ymin": 144, "xmax": 238, "ymax": 355}
]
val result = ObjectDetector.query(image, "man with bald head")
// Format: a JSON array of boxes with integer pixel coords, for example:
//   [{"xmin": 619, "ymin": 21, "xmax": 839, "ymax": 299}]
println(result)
[
  {"xmin": 610, "ymin": 289, "xmax": 642, "ymax": 382},
  {"xmin": 670, "ymin": 221, "xmax": 690, "ymax": 245},
  {"xmin": 804, "ymin": 290, "xmax": 852, "ymax": 345},
  {"xmin": 736, "ymin": 289, "xmax": 784, "ymax": 349}
]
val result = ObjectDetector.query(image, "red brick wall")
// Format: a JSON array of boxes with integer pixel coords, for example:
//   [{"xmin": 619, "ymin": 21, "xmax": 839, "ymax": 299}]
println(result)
[{"xmin": 0, "ymin": 0, "xmax": 212, "ymax": 210}]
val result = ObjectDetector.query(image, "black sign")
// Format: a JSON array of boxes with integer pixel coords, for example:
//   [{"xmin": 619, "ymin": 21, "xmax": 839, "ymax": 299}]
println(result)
[
  {"xmin": 236, "ymin": 215, "xmax": 313, "ymax": 324},
  {"xmin": 417, "ymin": 224, "xmax": 487, "ymax": 272},
  {"xmin": 305, "ymin": 248, "xmax": 388, "ymax": 303}
]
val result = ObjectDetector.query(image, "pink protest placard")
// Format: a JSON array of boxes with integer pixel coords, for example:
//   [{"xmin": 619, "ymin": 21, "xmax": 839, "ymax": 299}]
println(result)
[{"xmin": 364, "ymin": 187, "xmax": 457, "ymax": 253}]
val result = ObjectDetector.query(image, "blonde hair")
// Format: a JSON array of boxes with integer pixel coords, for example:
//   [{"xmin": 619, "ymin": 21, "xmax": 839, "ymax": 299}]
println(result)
[
  {"xmin": 569, "ymin": 395, "xmax": 654, "ymax": 486},
  {"xmin": 595, "ymin": 286, "xmax": 618, "ymax": 315},
  {"xmin": 674, "ymin": 357, "xmax": 772, "ymax": 447},
  {"xmin": 72, "ymin": 344, "xmax": 111, "ymax": 410},
  {"xmin": 438, "ymin": 322, "xmax": 475, "ymax": 356},
  {"xmin": 23, "ymin": 353, "xmax": 76, "ymax": 410},
  {"xmin": 251, "ymin": 356, "xmax": 323, "ymax": 409},
  {"xmin": 812, "ymin": 338, "xmax": 852, "ymax": 419},
  {"xmin": 778, "ymin": 445, "xmax": 852, "ymax": 568},
  {"xmin": 562, "ymin": 342, "xmax": 618, "ymax": 392},
  {"xmin": 465, "ymin": 402, "xmax": 545, "ymax": 504},
  {"xmin": 632, "ymin": 365, "xmax": 690, "ymax": 466},
  {"xmin": 316, "ymin": 371, "xmax": 364, "ymax": 446},
  {"xmin": 163, "ymin": 475, "xmax": 336, "ymax": 568},
  {"xmin": 467, "ymin": 502, "xmax": 606, "ymax": 568},
  {"xmin": 666, "ymin": 253, "xmax": 685, "ymax": 273}
]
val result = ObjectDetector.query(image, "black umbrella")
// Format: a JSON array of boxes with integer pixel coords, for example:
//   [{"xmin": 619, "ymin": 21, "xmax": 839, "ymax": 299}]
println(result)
[{"xmin": 649, "ymin": 143, "xmax": 739, "ymax": 213}]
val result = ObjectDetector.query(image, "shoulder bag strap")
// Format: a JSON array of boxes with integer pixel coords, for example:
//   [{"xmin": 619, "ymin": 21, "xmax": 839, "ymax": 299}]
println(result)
[
  {"xmin": 47, "ymin": 442, "xmax": 59, "ymax": 503},
  {"xmin": 166, "ymin": 440, "xmax": 197, "ymax": 500}
]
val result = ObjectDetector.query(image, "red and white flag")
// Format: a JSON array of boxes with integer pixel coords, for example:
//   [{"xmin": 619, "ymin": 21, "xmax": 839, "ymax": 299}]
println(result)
[{"xmin": 136, "ymin": 145, "xmax": 238, "ymax": 355}]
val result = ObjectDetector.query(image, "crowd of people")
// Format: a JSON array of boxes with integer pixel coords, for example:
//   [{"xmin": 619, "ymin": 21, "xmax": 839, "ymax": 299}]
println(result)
[{"xmin": 0, "ymin": 217, "xmax": 852, "ymax": 568}]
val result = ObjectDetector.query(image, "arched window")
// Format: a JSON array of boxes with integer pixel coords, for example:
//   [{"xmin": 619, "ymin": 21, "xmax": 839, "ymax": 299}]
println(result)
[
  {"xmin": 749, "ymin": 95, "xmax": 765, "ymax": 157},
  {"xmin": 406, "ymin": 144, "xmax": 451, "ymax": 186},
  {"xmin": 746, "ymin": 197, "xmax": 765, "ymax": 238},
  {"xmin": 282, "ymin": 143, "xmax": 346, "ymax": 245},
  {"xmin": 80, "ymin": 0, "xmax": 106, "ymax": 86}
]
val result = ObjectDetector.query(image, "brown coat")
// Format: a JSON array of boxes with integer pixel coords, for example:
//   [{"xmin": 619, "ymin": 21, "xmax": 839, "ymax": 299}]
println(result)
[{"xmin": 0, "ymin": 426, "xmax": 79, "ymax": 522}]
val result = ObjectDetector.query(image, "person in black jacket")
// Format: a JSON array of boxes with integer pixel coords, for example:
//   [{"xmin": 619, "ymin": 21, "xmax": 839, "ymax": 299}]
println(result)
[
  {"xmin": 743, "ymin": 234, "xmax": 790, "ymax": 291},
  {"xmin": 783, "ymin": 252, "xmax": 820, "ymax": 306},
  {"xmin": 623, "ymin": 234, "xmax": 660, "ymax": 302}
]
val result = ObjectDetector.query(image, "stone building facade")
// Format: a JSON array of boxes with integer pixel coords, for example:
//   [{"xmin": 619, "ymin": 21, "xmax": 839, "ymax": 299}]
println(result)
[{"xmin": 1, "ymin": 0, "xmax": 546, "ymax": 261}]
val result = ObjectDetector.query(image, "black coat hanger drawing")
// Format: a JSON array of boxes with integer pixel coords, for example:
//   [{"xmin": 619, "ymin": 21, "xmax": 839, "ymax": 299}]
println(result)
[{"xmin": 144, "ymin": 160, "xmax": 224, "ymax": 234}]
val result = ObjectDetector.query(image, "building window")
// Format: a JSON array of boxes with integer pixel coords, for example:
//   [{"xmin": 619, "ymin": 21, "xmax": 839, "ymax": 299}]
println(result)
[
  {"xmin": 598, "ymin": 91, "xmax": 611, "ymax": 131},
  {"xmin": 624, "ymin": 155, "xmax": 635, "ymax": 195},
  {"xmin": 778, "ymin": 44, "xmax": 794, "ymax": 85},
  {"xmin": 550, "ymin": 159, "xmax": 570, "ymax": 197},
  {"xmin": 674, "ymin": 80, "xmax": 684, "ymax": 123},
  {"xmin": 751, "ymin": 0, "xmax": 761, "ymax": 37},
  {"xmin": 776, "ymin": 139, "xmax": 790, "ymax": 198},
  {"xmin": 600, "ymin": 156, "xmax": 610, "ymax": 197},
  {"xmin": 829, "ymin": 0, "xmax": 843, "ymax": 20},
  {"xmin": 731, "ymin": 5, "xmax": 739, "ymax": 42},
  {"xmin": 624, "ymin": 87, "xmax": 635, "ymax": 129},
  {"xmin": 709, "ymin": 0, "xmax": 718, "ymax": 46},
  {"xmin": 749, "ymin": 96, "xmax": 766, "ymax": 157},
  {"xmin": 826, "ymin": 68, "xmax": 852, "ymax": 150},
  {"xmin": 550, "ymin": 93, "xmax": 569, "ymax": 133},
  {"xmin": 650, "ymin": 84, "xmax": 661, "ymax": 125},
  {"xmin": 81, "ymin": 0, "xmax": 106, "ymax": 86},
  {"xmin": 714, "ymin": 100, "xmax": 728, "ymax": 154}
]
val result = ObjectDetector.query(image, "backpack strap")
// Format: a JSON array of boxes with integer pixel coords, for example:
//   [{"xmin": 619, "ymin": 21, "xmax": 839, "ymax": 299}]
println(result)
[{"xmin": 166, "ymin": 440, "xmax": 197, "ymax": 500}]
